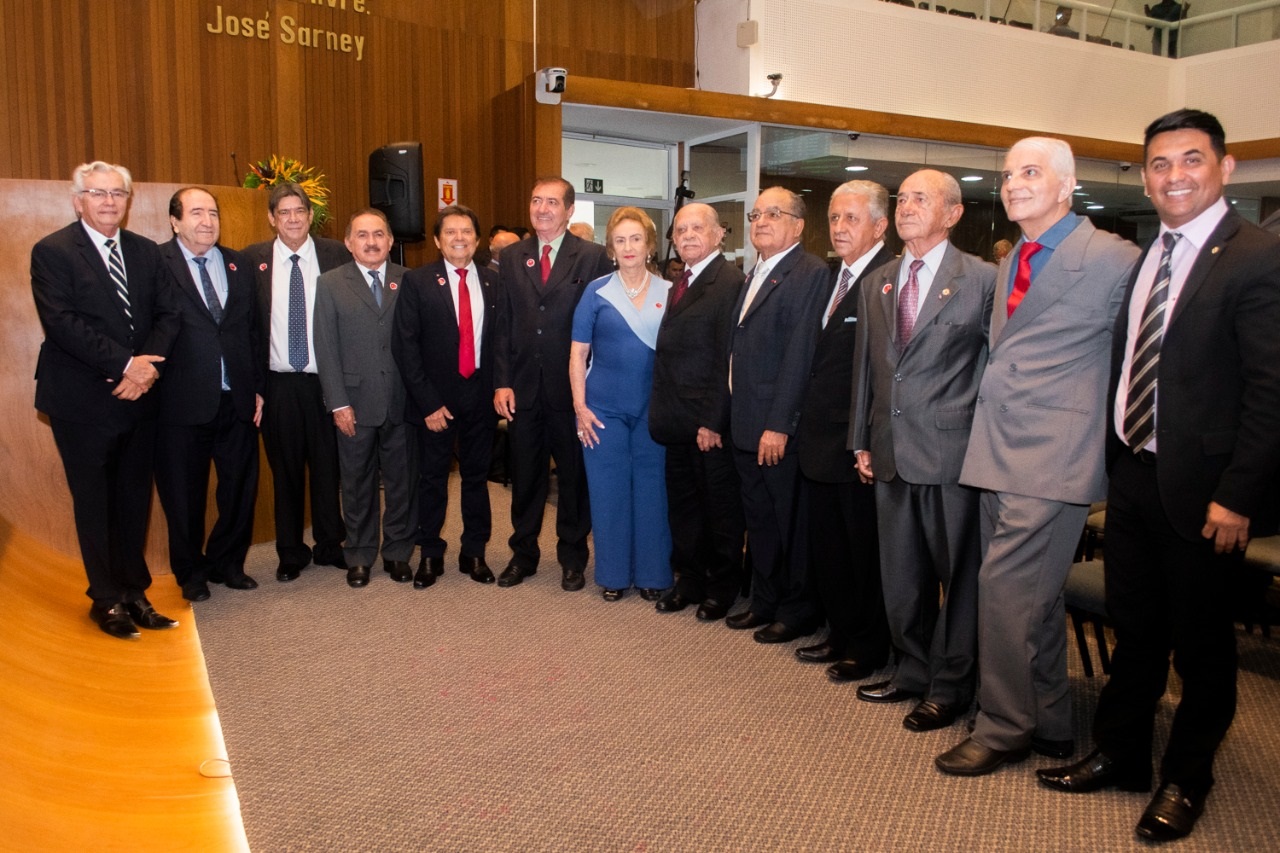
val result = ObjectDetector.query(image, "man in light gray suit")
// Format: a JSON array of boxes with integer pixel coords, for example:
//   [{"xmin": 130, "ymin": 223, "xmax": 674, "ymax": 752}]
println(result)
[
  {"xmin": 850, "ymin": 169, "xmax": 996, "ymax": 733},
  {"xmin": 935, "ymin": 139, "xmax": 1140, "ymax": 776},
  {"xmin": 314, "ymin": 209, "xmax": 416, "ymax": 589}
]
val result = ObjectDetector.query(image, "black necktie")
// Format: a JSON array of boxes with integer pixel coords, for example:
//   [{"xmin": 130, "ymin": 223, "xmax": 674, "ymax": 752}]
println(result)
[
  {"xmin": 194, "ymin": 257, "xmax": 223, "ymax": 324},
  {"xmin": 1123, "ymin": 231, "xmax": 1180, "ymax": 451}
]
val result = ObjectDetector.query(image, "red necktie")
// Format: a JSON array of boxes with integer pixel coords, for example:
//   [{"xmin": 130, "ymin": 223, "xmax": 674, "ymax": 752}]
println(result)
[
  {"xmin": 456, "ymin": 268, "xmax": 476, "ymax": 378},
  {"xmin": 540, "ymin": 244, "xmax": 552, "ymax": 285},
  {"xmin": 1006, "ymin": 241, "xmax": 1043, "ymax": 317},
  {"xmin": 670, "ymin": 269, "xmax": 691, "ymax": 306}
]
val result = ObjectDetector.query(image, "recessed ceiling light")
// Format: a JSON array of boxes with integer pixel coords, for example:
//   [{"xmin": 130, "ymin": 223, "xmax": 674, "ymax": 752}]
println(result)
[
  {"xmin": 801, "ymin": 188, "xmax": 812, "ymax": 193},
  {"xmin": 1087, "ymin": 204, "xmax": 1104, "ymax": 210},
  {"xmin": 1074, "ymin": 191, "xmax": 1089, "ymax": 197},
  {"xmin": 1075, "ymin": 184, "xmax": 1083, "ymax": 190},
  {"xmin": 960, "ymin": 175, "xmax": 982, "ymax": 182},
  {"xmin": 845, "ymin": 165, "xmax": 869, "ymax": 172}
]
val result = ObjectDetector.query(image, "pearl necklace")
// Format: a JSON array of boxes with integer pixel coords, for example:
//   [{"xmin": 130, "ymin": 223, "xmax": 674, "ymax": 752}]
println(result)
[{"xmin": 622, "ymin": 278, "xmax": 648, "ymax": 300}]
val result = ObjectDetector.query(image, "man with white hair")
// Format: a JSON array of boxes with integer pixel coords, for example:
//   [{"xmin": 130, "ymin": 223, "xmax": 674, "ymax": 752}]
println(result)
[
  {"xmin": 936, "ymin": 137, "xmax": 1139, "ymax": 775},
  {"xmin": 30, "ymin": 161, "xmax": 180, "ymax": 639}
]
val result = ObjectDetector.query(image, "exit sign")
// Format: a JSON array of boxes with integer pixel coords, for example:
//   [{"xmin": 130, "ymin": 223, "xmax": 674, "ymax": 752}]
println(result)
[{"xmin": 584, "ymin": 178, "xmax": 603, "ymax": 193}]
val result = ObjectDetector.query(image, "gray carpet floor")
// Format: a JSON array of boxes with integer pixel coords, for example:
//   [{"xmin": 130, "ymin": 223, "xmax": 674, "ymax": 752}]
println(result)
[{"xmin": 195, "ymin": 478, "xmax": 1280, "ymax": 851}]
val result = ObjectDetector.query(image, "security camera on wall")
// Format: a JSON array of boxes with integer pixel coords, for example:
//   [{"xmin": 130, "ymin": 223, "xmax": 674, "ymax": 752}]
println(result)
[{"xmin": 536, "ymin": 67, "xmax": 568, "ymax": 105}]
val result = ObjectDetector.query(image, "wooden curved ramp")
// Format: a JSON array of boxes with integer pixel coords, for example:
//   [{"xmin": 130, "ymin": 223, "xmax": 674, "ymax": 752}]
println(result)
[{"xmin": 0, "ymin": 520, "xmax": 247, "ymax": 851}]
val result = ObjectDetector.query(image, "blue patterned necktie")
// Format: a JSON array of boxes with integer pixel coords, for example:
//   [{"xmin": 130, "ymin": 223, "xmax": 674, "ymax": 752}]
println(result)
[
  {"xmin": 287, "ymin": 254, "xmax": 308, "ymax": 372},
  {"xmin": 369, "ymin": 269, "xmax": 382, "ymax": 308},
  {"xmin": 193, "ymin": 257, "xmax": 223, "ymax": 324}
]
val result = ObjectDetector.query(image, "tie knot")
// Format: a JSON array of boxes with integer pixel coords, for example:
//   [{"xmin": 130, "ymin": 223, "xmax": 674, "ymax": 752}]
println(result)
[
  {"xmin": 679, "ymin": 270, "xmax": 691, "ymax": 286},
  {"xmin": 909, "ymin": 259, "xmax": 924, "ymax": 274},
  {"xmin": 1162, "ymin": 231, "xmax": 1180, "ymax": 251},
  {"xmin": 193, "ymin": 256, "xmax": 207, "ymax": 267},
  {"xmin": 369, "ymin": 270, "xmax": 380, "ymax": 284},
  {"xmin": 456, "ymin": 267, "xmax": 467, "ymax": 277},
  {"xmin": 1020, "ymin": 241, "xmax": 1044, "ymax": 260},
  {"xmin": 290, "ymin": 254, "xmax": 301, "ymax": 264},
  {"xmin": 105, "ymin": 239, "xmax": 116, "ymax": 250},
  {"xmin": 541, "ymin": 245, "xmax": 552, "ymax": 258}
]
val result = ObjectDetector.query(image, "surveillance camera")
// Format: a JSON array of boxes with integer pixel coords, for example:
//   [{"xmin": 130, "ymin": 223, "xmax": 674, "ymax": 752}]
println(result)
[
  {"xmin": 848, "ymin": 133, "xmax": 861, "ymax": 141},
  {"xmin": 1119, "ymin": 162, "xmax": 1132, "ymax": 172},
  {"xmin": 766, "ymin": 72, "xmax": 783, "ymax": 82},
  {"xmin": 535, "ymin": 67, "xmax": 568, "ymax": 104}
]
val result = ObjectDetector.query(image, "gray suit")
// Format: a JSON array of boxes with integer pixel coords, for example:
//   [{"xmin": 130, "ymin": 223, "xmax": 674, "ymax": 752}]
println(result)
[
  {"xmin": 850, "ymin": 242, "xmax": 995, "ymax": 704},
  {"xmin": 313, "ymin": 260, "xmax": 416, "ymax": 566},
  {"xmin": 960, "ymin": 217, "xmax": 1138, "ymax": 750}
]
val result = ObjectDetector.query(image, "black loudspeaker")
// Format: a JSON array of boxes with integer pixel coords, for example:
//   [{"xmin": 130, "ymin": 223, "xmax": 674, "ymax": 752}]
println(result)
[{"xmin": 369, "ymin": 142, "xmax": 425, "ymax": 242}]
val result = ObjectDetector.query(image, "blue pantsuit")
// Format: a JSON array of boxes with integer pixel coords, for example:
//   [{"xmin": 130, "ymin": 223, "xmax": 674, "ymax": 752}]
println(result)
[{"xmin": 572, "ymin": 272, "xmax": 673, "ymax": 591}]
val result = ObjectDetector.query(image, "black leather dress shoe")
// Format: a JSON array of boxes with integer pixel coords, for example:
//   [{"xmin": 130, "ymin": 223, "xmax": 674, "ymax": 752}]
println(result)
[
  {"xmin": 1036, "ymin": 748, "xmax": 1151, "ymax": 793},
  {"xmin": 656, "ymin": 591, "xmax": 695, "ymax": 613},
  {"xmin": 796, "ymin": 642, "xmax": 840, "ymax": 663},
  {"xmin": 276, "ymin": 563, "xmax": 304, "ymax": 582},
  {"xmin": 89, "ymin": 603, "xmax": 140, "ymax": 639},
  {"xmin": 460, "ymin": 555, "xmax": 495, "ymax": 584},
  {"xmin": 1136, "ymin": 783, "xmax": 1206, "ymax": 842},
  {"xmin": 561, "ymin": 568, "xmax": 586, "ymax": 592},
  {"xmin": 216, "ymin": 574, "xmax": 258, "ymax": 590},
  {"xmin": 638, "ymin": 588, "xmax": 665, "ymax": 602},
  {"xmin": 347, "ymin": 566, "xmax": 371, "ymax": 588},
  {"xmin": 904, "ymin": 700, "xmax": 964, "ymax": 732},
  {"xmin": 384, "ymin": 560, "xmax": 413, "ymax": 583},
  {"xmin": 827, "ymin": 659, "xmax": 880, "ymax": 683},
  {"xmin": 497, "ymin": 562, "xmax": 536, "ymax": 587},
  {"xmin": 602, "ymin": 588, "xmax": 625, "ymax": 602},
  {"xmin": 412, "ymin": 562, "xmax": 436, "ymax": 588},
  {"xmin": 935, "ymin": 737, "xmax": 1030, "ymax": 776},
  {"xmin": 417, "ymin": 555, "xmax": 444, "ymax": 580},
  {"xmin": 696, "ymin": 599, "xmax": 731, "ymax": 621},
  {"xmin": 724, "ymin": 610, "xmax": 770, "ymax": 630},
  {"xmin": 182, "ymin": 581, "xmax": 212, "ymax": 602},
  {"xmin": 753, "ymin": 621, "xmax": 812, "ymax": 644},
  {"xmin": 1031, "ymin": 736, "xmax": 1076, "ymax": 759},
  {"xmin": 856, "ymin": 680, "xmax": 921, "ymax": 704},
  {"xmin": 125, "ymin": 599, "xmax": 178, "ymax": 630}
]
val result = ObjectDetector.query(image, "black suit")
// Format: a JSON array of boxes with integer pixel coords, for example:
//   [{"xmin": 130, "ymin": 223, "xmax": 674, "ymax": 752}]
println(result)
[
  {"xmin": 1095, "ymin": 208, "xmax": 1280, "ymax": 791},
  {"xmin": 154, "ymin": 240, "xmax": 263, "ymax": 589},
  {"xmin": 492, "ymin": 232, "xmax": 613, "ymax": 571},
  {"xmin": 796, "ymin": 247, "xmax": 895, "ymax": 662},
  {"xmin": 729, "ymin": 245, "xmax": 829, "ymax": 626},
  {"xmin": 31, "ymin": 221, "xmax": 179, "ymax": 604},
  {"xmin": 393, "ymin": 260, "xmax": 499, "ymax": 559},
  {"xmin": 243, "ymin": 236, "xmax": 351, "ymax": 568},
  {"xmin": 649, "ymin": 254, "xmax": 746, "ymax": 604}
]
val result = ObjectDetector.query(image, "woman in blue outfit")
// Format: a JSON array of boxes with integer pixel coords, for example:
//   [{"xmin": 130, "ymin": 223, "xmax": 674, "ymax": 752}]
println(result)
[{"xmin": 570, "ymin": 207, "xmax": 673, "ymax": 602}]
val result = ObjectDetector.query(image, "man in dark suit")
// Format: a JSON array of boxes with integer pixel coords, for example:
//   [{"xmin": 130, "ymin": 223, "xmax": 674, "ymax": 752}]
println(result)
[
  {"xmin": 794, "ymin": 181, "xmax": 894, "ymax": 682},
  {"xmin": 491, "ymin": 177, "xmax": 614, "ymax": 591},
  {"xmin": 30, "ymin": 161, "xmax": 180, "ymax": 639},
  {"xmin": 313, "ymin": 209, "xmax": 414, "ymax": 589},
  {"xmin": 649, "ymin": 203, "xmax": 746, "ymax": 622},
  {"xmin": 393, "ymin": 205, "xmax": 499, "ymax": 587},
  {"xmin": 1039, "ymin": 110, "xmax": 1280, "ymax": 843},
  {"xmin": 850, "ymin": 169, "xmax": 996, "ymax": 731},
  {"xmin": 155, "ymin": 187, "xmax": 265, "ymax": 603},
  {"xmin": 724, "ymin": 187, "xmax": 829, "ymax": 643},
  {"xmin": 243, "ymin": 183, "xmax": 351, "ymax": 582},
  {"xmin": 937, "ymin": 139, "xmax": 1139, "ymax": 776}
]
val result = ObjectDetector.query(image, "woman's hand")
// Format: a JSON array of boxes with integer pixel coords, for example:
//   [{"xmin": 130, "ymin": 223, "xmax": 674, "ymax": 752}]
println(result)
[{"xmin": 576, "ymin": 406, "xmax": 604, "ymax": 448}]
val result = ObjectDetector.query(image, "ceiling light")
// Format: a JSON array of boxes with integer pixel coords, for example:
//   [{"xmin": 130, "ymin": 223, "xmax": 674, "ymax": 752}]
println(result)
[
  {"xmin": 960, "ymin": 175, "xmax": 982, "ymax": 182},
  {"xmin": 845, "ymin": 165, "xmax": 868, "ymax": 172},
  {"xmin": 1086, "ymin": 204, "xmax": 1104, "ymax": 210}
]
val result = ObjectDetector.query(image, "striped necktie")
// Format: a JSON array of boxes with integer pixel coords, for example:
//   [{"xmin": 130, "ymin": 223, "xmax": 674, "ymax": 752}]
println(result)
[
  {"xmin": 1123, "ymin": 231, "xmax": 1180, "ymax": 451},
  {"xmin": 105, "ymin": 239, "xmax": 132, "ymax": 329}
]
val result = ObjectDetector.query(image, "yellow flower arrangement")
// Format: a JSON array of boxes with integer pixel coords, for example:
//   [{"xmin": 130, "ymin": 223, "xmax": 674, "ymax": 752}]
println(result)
[{"xmin": 243, "ymin": 155, "xmax": 331, "ymax": 231}]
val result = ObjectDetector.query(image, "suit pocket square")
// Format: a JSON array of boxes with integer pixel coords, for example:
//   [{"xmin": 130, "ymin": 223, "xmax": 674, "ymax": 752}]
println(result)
[{"xmin": 843, "ymin": 316, "xmax": 857, "ymax": 324}]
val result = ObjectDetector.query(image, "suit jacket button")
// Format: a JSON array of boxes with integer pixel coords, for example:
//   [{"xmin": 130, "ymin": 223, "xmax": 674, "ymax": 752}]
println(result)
[
  {"xmin": 894, "ymin": 373, "xmax": 903, "ymax": 382},
  {"xmin": 977, "ymin": 396, "xmax": 984, "ymax": 404},
  {"xmin": 536, "ymin": 329, "xmax": 542, "ymax": 335},
  {"xmin": 999, "ymin": 404, "xmax": 1008, "ymax": 413},
  {"xmin": 891, "ymin": 408, "xmax": 900, "ymax": 417},
  {"xmin": 1009, "ymin": 363, "xmax": 1017, "ymax": 372}
]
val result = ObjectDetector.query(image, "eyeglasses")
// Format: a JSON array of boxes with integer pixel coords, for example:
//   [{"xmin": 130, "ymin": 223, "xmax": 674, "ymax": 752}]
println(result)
[
  {"xmin": 747, "ymin": 207, "xmax": 800, "ymax": 223},
  {"xmin": 79, "ymin": 189, "xmax": 130, "ymax": 201}
]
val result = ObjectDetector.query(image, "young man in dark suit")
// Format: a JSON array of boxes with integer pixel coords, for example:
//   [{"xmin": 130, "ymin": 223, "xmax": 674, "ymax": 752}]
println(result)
[
  {"xmin": 1039, "ymin": 109, "xmax": 1280, "ymax": 843},
  {"xmin": 30, "ymin": 161, "xmax": 180, "ymax": 639},
  {"xmin": 491, "ymin": 177, "xmax": 614, "ymax": 592},
  {"xmin": 243, "ymin": 183, "xmax": 351, "ymax": 582},
  {"xmin": 649, "ymin": 203, "xmax": 746, "ymax": 622},
  {"xmin": 393, "ymin": 205, "xmax": 500, "ymax": 587},
  {"xmin": 155, "ymin": 187, "xmax": 265, "ymax": 603}
]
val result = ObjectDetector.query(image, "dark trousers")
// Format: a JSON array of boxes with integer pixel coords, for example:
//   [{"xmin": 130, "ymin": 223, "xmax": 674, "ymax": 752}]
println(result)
[
  {"xmin": 665, "ymin": 439, "xmax": 745, "ymax": 604},
  {"xmin": 155, "ymin": 393, "xmax": 259, "ymax": 586},
  {"xmin": 50, "ymin": 415, "xmax": 156, "ymax": 605},
  {"xmin": 416, "ymin": 378, "xmax": 496, "ymax": 559},
  {"xmin": 505, "ymin": 393, "xmax": 590, "ymax": 571},
  {"xmin": 1093, "ymin": 452, "xmax": 1241, "ymax": 791},
  {"xmin": 734, "ymin": 448, "xmax": 813, "ymax": 626},
  {"xmin": 803, "ymin": 476, "xmax": 889, "ymax": 663},
  {"xmin": 261, "ymin": 372, "xmax": 344, "ymax": 566}
]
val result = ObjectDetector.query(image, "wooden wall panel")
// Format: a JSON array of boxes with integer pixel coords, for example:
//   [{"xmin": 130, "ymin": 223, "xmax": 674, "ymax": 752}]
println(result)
[{"xmin": 0, "ymin": 0, "xmax": 696, "ymax": 264}]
